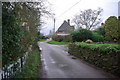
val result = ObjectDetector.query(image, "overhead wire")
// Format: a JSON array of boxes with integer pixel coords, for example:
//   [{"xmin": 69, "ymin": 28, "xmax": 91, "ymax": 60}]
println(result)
[
  {"xmin": 53, "ymin": 0, "xmax": 82, "ymax": 32},
  {"xmin": 56, "ymin": 0, "xmax": 82, "ymax": 19}
]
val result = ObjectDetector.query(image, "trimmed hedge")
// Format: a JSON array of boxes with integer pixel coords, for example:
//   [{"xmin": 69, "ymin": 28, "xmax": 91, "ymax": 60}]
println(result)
[
  {"xmin": 68, "ymin": 42, "xmax": 120, "ymax": 76},
  {"xmin": 70, "ymin": 29, "xmax": 92, "ymax": 42},
  {"xmin": 75, "ymin": 42, "xmax": 119, "ymax": 53},
  {"xmin": 97, "ymin": 27, "xmax": 105, "ymax": 36},
  {"xmin": 91, "ymin": 32, "xmax": 104, "ymax": 42}
]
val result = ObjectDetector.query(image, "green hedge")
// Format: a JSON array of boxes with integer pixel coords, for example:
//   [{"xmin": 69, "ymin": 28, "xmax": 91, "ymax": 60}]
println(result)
[
  {"xmin": 75, "ymin": 42, "xmax": 120, "ymax": 53},
  {"xmin": 91, "ymin": 32, "xmax": 104, "ymax": 42},
  {"xmin": 68, "ymin": 42, "xmax": 120, "ymax": 76},
  {"xmin": 70, "ymin": 29, "xmax": 92, "ymax": 42},
  {"xmin": 97, "ymin": 27, "xmax": 105, "ymax": 36}
]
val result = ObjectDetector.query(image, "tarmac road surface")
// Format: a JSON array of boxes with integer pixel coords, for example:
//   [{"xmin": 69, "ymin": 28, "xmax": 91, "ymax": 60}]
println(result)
[{"xmin": 38, "ymin": 41, "xmax": 118, "ymax": 78}]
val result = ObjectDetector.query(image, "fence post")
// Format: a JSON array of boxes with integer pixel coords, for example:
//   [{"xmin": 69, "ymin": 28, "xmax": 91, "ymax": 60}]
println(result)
[
  {"xmin": 11, "ymin": 67, "xmax": 13, "ymax": 76},
  {"xmin": 10, "ymin": 67, "xmax": 12, "ymax": 77},
  {"xmin": 13, "ymin": 63, "xmax": 16, "ymax": 76},
  {"xmin": 21, "ymin": 57, "xmax": 23, "ymax": 69},
  {"xmin": 2, "ymin": 70, "xmax": 3, "ymax": 79},
  {"xmin": 6, "ymin": 70, "xmax": 8, "ymax": 78}
]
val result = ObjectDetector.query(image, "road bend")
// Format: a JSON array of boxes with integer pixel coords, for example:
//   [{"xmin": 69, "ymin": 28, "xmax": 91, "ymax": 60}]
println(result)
[{"xmin": 38, "ymin": 41, "xmax": 118, "ymax": 78}]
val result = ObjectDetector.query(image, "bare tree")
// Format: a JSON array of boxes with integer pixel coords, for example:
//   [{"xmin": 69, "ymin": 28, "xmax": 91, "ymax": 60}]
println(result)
[{"xmin": 73, "ymin": 8, "xmax": 103, "ymax": 30}]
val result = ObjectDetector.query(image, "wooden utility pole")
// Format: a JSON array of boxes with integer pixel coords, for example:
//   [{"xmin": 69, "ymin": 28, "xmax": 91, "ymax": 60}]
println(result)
[{"xmin": 54, "ymin": 18, "xmax": 55, "ymax": 33}]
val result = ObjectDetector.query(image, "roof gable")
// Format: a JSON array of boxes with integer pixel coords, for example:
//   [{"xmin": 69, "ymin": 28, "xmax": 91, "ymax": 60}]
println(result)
[{"xmin": 57, "ymin": 21, "xmax": 70, "ymax": 32}]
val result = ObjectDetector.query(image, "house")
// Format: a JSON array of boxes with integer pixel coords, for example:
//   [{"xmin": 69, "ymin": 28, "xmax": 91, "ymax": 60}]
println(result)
[{"xmin": 56, "ymin": 19, "xmax": 74, "ymax": 36}]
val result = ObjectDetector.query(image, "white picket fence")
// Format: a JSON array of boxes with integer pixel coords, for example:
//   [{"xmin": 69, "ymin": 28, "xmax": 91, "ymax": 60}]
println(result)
[{"xmin": 1, "ymin": 45, "xmax": 32, "ymax": 79}]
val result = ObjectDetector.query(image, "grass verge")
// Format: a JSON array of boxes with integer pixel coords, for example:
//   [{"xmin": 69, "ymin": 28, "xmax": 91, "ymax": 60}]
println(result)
[
  {"xmin": 47, "ymin": 40, "xmax": 69, "ymax": 45},
  {"xmin": 13, "ymin": 46, "xmax": 40, "ymax": 78},
  {"xmin": 40, "ymin": 39, "xmax": 47, "ymax": 41}
]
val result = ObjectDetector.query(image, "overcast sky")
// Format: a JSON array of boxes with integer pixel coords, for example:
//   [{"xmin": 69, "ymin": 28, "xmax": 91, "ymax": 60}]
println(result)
[{"xmin": 41, "ymin": 0, "xmax": 120, "ymax": 35}]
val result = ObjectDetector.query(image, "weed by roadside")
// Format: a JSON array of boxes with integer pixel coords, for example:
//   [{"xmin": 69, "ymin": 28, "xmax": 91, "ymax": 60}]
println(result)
[{"xmin": 12, "ymin": 46, "xmax": 40, "ymax": 78}]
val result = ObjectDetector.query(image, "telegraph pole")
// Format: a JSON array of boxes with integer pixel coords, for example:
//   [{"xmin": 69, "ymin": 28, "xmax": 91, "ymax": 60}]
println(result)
[{"xmin": 54, "ymin": 18, "xmax": 55, "ymax": 33}]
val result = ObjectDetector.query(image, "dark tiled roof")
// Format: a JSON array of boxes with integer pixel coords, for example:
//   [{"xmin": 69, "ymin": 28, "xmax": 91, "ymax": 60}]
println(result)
[{"xmin": 57, "ymin": 21, "xmax": 70, "ymax": 32}]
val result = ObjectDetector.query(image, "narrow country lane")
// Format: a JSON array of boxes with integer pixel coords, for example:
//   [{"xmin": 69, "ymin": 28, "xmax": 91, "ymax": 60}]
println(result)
[{"xmin": 38, "ymin": 41, "xmax": 117, "ymax": 78}]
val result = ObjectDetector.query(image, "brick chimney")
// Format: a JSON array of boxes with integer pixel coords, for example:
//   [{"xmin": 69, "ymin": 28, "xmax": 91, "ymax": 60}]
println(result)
[
  {"xmin": 68, "ymin": 19, "xmax": 70, "ymax": 25},
  {"xmin": 101, "ymin": 23, "xmax": 104, "ymax": 26}
]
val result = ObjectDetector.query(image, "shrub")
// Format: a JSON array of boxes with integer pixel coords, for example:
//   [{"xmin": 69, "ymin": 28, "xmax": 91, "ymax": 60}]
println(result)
[
  {"xmin": 70, "ymin": 31, "xmax": 80, "ymax": 42},
  {"xmin": 70, "ymin": 29, "xmax": 92, "ymax": 42},
  {"xmin": 85, "ymin": 39, "xmax": 93, "ymax": 43},
  {"xmin": 91, "ymin": 32, "xmax": 104, "ymax": 42},
  {"xmin": 104, "ymin": 36, "xmax": 112, "ymax": 42},
  {"xmin": 37, "ymin": 32, "xmax": 44, "ymax": 40},
  {"xmin": 97, "ymin": 27, "xmax": 105, "ymax": 36},
  {"xmin": 104, "ymin": 16, "xmax": 119, "ymax": 40},
  {"xmin": 52, "ymin": 35, "xmax": 63, "ymax": 42},
  {"xmin": 52, "ymin": 35, "xmax": 72, "ymax": 42}
]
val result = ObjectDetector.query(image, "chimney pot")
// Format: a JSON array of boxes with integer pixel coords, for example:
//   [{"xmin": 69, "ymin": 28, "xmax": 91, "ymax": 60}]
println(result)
[
  {"xmin": 68, "ymin": 19, "xmax": 70, "ymax": 25},
  {"xmin": 101, "ymin": 23, "xmax": 104, "ymax": 26},
  {"xmin": 119, "ymin": 16, "xmax": 120, "ymax": 21}
]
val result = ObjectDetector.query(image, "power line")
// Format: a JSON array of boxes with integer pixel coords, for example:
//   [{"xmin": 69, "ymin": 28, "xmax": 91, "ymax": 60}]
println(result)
[
  {"xmin": 56, "ymin": 0, "xmax": 82, "ymax": 18},
  {"xmin": 53, "ymin": 0, "xmax": 82, "ymax": 33}
]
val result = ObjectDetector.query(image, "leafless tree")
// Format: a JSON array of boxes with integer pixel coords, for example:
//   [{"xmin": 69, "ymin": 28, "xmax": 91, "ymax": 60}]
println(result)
[{"xmin": 73, "ymin": 8, "xmax": 103, "ymax": 30}]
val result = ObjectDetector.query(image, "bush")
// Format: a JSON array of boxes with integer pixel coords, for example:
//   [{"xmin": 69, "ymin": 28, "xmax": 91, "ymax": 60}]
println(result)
[
  {"xmin": 52, "ymin": 35, "xmax": 72, "ymax": 42},
  {"xmin": 104, "ymin": 36, "xmax": 112, "ymax": 42},
  {"xmin": 104, "ymin": 16, "xmax": 119, "ymax": 40},
  {"xmin": 85, "ymin": 39, "xmax": 93, "ymax": 43},
  {"xmin": 70, "ymin": 29, "xmax": 92, "ymax": 42},
  {"xmin": 52, "ymin": 35, "xmax": 63, "ymax": 42},
  {"xmin": 70, "ymin": 31, "xmax": 80, "ymax": 42},
  {"xmin": 97, "ymin": 27, "xmax": 105, "ymax": 36},
  {"xmin": 37, "ymin": 32, "xmax": 44, "ymax": 40},
  {"xmin": 91, "ymin": 32, "xmax": 104, "ymax": 42}
]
